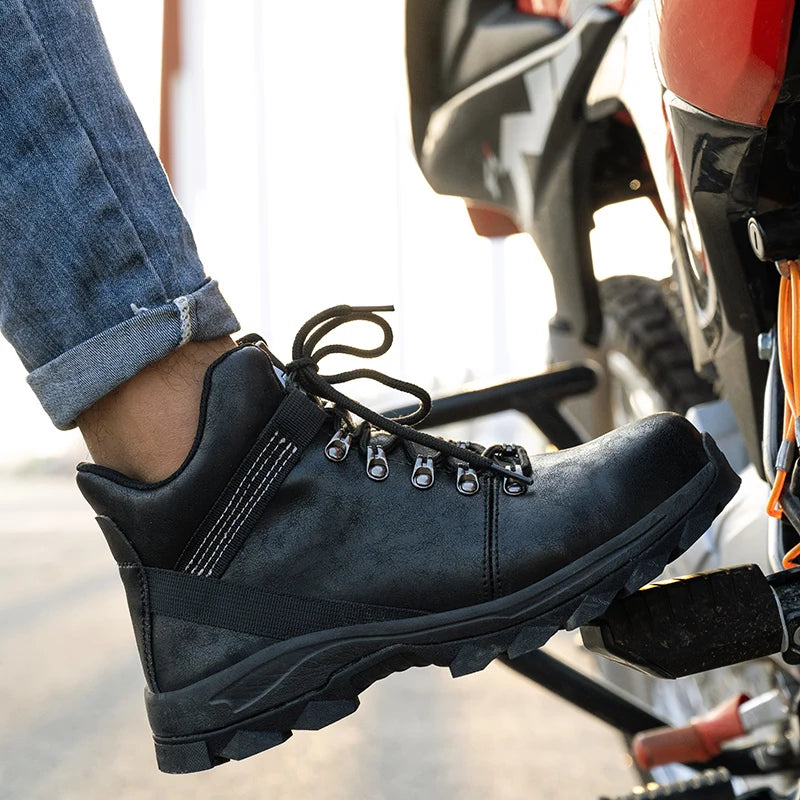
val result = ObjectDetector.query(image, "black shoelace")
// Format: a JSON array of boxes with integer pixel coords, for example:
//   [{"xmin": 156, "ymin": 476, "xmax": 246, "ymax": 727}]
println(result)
[{"xmin": 282, "ymin": 305, "xmax": 534, "ymax": 486}]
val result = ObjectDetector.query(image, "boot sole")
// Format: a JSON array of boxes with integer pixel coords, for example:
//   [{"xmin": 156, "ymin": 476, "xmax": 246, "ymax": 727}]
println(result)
[{"xmin": 146, "ymin": 433, "xmax": 739, "ymax": 773}]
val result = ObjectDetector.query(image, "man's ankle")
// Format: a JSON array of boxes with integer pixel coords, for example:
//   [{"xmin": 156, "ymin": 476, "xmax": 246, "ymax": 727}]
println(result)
[{"xmin": 77, "ymin": 337, "xmax": 236, "ymax": 482}]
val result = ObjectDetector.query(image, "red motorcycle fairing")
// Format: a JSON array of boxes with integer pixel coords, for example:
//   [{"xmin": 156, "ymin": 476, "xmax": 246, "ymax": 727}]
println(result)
[{"xmin": 655, "ymin": 0, "xmax": 795, "ymax": 127}]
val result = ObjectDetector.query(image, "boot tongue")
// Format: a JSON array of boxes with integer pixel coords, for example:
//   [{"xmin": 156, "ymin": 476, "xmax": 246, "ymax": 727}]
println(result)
[{"xmin": 76, "ymin": 343, "xmax": 287, "ymax": 568}]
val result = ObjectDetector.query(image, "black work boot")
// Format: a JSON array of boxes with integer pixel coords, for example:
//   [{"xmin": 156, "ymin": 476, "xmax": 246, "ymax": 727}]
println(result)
[{"xmin": 77, "ymin": 306, "xmax": 740, "ymax": 774}]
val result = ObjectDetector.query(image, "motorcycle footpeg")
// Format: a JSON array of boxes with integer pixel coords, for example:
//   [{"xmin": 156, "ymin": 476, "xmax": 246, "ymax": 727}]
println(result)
[{"xmin": 580, "ymin": 565, "xmax": 786, "ymax": 678}]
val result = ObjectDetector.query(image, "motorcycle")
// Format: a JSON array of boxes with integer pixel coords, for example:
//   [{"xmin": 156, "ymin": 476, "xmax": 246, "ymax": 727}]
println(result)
[{"xmin": 405, "ymin": 1, "xmax": 800, "ymax": 797}]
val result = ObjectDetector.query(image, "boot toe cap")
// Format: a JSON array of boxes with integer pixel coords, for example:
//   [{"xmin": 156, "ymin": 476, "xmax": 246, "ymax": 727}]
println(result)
[{"xmin": 497, "ymin": 413, "xmax": 728, "ymax": 595}]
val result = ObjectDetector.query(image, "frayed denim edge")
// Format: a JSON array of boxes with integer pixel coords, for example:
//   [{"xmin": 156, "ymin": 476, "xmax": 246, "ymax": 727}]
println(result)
[{"xmin": 27, "ymin": 278, "xmax": 240, "ymax": 430}]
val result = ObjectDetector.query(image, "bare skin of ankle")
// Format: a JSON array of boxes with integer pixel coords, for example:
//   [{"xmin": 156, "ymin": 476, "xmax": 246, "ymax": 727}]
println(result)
[{"xmin": 77, "ymin": 337, "xmax": 236, "ymax": 482}]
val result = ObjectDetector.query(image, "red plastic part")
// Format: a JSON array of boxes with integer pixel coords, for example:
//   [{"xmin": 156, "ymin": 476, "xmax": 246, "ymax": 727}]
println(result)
[
  {"xmin": 655, "ymin": 0, "xmax": 795, "ymax": 127},
  {"xmin": 632, "ymin": 694, "xmax": 749, "ymax": 770},
  {"xmin": 606, "ymin": 0, "xmax": 635, "ymax": 13},
  {"xmin": 516, "ymin": 0, "xmax": 634, "ymax": 22},
  {"xmin": 516, "ymin": 0, "xmax": 568, "ymax": 18},
  {"xmin": 465, "ymin": 202, "xmax": 521, "ymax": 237}
]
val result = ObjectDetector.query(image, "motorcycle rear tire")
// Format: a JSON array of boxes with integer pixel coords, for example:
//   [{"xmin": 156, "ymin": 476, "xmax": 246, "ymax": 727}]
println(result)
[{"xmin": 599, "ymin": 274, "xmax": 716, "ymax": 424}]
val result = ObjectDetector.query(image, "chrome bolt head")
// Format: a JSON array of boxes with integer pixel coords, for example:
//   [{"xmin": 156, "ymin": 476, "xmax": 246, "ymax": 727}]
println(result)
[{"xmin": 758, "ymin": 330, "xmax": 775, "ymax": 362}]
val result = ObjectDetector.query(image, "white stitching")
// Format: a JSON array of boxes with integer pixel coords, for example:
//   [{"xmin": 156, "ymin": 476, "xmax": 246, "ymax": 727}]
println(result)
[
  {"xmin": 173, "ymin": 295, "xmax": 192, "ymax": 346},
  {"xmin": 191, "ymin": 440, "xmax": 292, "ymax": 574},
  {"xmin": 187, "ymin": 438, "xmax": 283, "ymax": 573},
  {"xmin": 196, "ymin": 442, "xmax": 295, "ymax": 575},
  {"xmin": 196, "ymin": 441, "xmax": 295, "ymax": 575},
  {"xmin": 198, "ymin": 442, "xmax": 298, "ymax": 576},
  {"xmin": 185, "ymin": 432, "xmax": 280, "ymax": 570},
  {"xmin": 184, "ymin": 431, "xmax": 280, "ymax": 571},
  {"xmin": 203, "ymin": 442, "xmax": 298, "ymax": 576}
]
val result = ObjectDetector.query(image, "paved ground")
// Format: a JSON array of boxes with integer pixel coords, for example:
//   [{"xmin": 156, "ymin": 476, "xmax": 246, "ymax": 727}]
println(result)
[{"xmin": 0, "ymin": 474, "xmax": 639, "ymax": 800}]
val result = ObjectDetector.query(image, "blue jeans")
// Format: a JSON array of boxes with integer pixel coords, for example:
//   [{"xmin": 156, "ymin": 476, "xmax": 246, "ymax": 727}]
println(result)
[{"xmin": 0, "ymin": 0, "xmax": 240, "ymax": 429}]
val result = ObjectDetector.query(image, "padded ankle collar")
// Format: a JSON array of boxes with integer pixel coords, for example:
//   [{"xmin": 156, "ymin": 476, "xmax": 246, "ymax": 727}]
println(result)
[{"xmin": 76, "ymin": 345, "xmax": 287, "ymax": 568}]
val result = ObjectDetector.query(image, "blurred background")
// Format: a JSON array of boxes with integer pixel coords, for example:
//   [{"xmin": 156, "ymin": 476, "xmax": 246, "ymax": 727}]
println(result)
[{"xmin": 0, "ymin": 2, "xmax": 670, "ymax": 798}]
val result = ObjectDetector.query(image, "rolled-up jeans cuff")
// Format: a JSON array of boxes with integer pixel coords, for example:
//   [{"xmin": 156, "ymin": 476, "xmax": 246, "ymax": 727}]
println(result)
[{"xmin": 27, "ymin": 279, "xmax": 240, "ymax": 430}]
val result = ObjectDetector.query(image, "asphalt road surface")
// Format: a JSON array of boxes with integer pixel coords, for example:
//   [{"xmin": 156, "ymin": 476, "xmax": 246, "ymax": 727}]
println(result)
[{"xmin": 0, "ymin": 474, "xmax": 638, "ymax": 800}]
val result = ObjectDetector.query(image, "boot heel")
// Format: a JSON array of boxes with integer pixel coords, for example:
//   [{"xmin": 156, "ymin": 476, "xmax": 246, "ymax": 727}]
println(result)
[
  {"xmin": 154, "ymin": 728, "xmax": 292, "ymax": 774},
  {"xmin": 154, "ymin": 738, "xmax": 219, "ymax": 774}
]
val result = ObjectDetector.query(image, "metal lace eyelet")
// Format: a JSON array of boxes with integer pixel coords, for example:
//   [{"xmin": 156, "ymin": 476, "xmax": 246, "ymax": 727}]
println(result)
[
  {"xmin": 366, "ymin": 445, "xmax": 389, "ymax": 481},
  {"xmin": 503, "ymin": 464, "xmax": 527, "ymax": 496},
  {"xmin": 411, "ymin": 455, "xmax": 435, "ymax": 489},
  {"xmin": 456, "ymin": 465, "xmax": 480, "ymax": 496},
  {"xmin": 324, "ymin": 429, "xmax": 352, "ymax": 462}
]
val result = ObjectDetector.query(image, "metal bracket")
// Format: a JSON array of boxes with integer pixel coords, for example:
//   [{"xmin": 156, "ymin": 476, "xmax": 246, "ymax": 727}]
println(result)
[{"xmin": 384, "ymin": 362, "xmax": 598, "ymax": 449}]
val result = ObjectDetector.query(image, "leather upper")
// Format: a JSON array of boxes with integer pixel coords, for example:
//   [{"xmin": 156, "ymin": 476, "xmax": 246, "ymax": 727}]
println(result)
[{"xmin": 78, "ymin": 345, "xmax": 711, "ymax": 614}]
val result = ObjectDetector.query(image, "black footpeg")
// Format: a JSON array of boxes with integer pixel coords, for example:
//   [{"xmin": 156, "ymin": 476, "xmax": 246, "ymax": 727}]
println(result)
[{"xmin": 581, "ymin": 565, "xmax": 799, "ymax": 678}]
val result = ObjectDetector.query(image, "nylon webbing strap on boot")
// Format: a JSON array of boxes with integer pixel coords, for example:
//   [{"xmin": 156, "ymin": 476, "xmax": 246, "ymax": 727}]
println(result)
[
  {"xmin": 146, "ymin": 568, "xmax": 425, "ymax": 640},
  {"xmin": 177, "ymin": 390, "xmax": 326, "ymax": 578}
]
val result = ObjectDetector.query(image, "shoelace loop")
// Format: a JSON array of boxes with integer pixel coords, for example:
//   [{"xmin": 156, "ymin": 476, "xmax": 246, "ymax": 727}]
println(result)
[{"xmin": 283, "ymin": 304, "xmax": 534, "ymax": 485}]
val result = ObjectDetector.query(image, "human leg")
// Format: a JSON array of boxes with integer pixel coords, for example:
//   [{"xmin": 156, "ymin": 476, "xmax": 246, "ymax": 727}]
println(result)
[
  {"xmin": 77, "ymin": 338, "xmax": 235, "ymax": 481},
  {"xmin": 0, "ymin": 0, "xmax": 238, "ymax": 437}
]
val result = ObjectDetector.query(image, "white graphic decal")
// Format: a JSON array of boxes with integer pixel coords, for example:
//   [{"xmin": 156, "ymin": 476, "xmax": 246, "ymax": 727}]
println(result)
[{"xmin": 488, "ymin": 38, "xmax": 581, "ymax": 226}]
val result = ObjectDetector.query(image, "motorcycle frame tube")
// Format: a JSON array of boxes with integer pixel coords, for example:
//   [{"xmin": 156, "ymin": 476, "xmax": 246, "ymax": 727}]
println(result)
[
  {"xmin": 419, "ymin": 8, "xmax": 621, "ymax": 347},
  {"xmin": 526, "ymin": 12, "xmax": 620, "ymax": 349},
  {"xmin": 586, "ymin": 1, "xmax": 773, "ymax": 473},
  {"xmin": 503, "ymin": 651, "xmax": 669, "ymax": 737}
]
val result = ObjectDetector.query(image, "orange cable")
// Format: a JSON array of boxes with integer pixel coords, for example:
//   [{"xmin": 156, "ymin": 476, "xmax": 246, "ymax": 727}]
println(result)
[
  {"xmin": 792, "ymin": 263, "xmax": 800, "ymax": 405},
  {"xmin": 768, "ymin": 469, "xmax": 788, "ymax": 521},
  {"xmin": 784, "ymin": 540, "xmax": 800, "ymax": 569},
  {"xmin": 779, "ymin": 277, "xmax": 794, "ymax": 412},
  {"xmin": 768, "ymin": 270, "xmax": 796, "ymax": 526},
  {"xmin": 767, "ymin": 261, "xmax": 800, "ymax": 567}
]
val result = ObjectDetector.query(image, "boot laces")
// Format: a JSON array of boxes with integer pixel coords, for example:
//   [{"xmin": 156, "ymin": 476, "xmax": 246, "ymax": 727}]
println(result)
[{"xmin": 281, "ymin": 305, "xmax": 534, "ymax": 487}]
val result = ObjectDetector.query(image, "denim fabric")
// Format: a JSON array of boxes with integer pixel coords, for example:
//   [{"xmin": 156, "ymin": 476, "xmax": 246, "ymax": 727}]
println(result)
[{"xmin": 0, "ymin": 0, "xmax": 239, "ymax": 429}]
